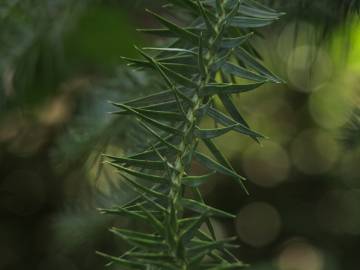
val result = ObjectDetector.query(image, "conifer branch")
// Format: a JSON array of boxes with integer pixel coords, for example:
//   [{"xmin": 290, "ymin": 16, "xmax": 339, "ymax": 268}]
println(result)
[{"xmin": 98, "ymin": 1, "xmax": 284, "ymax": 269}]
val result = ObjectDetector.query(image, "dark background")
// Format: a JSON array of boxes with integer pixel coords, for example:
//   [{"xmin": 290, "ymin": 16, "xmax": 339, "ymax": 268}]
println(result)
[{"xmin": 1, "ymin": 1, "xmax": 360, "ymax": 270}]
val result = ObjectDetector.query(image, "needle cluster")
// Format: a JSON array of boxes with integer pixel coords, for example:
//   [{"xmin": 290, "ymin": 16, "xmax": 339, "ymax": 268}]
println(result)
[{"xmin": 98, "ymin": 1, "xmax": 283, "ymax": 269}]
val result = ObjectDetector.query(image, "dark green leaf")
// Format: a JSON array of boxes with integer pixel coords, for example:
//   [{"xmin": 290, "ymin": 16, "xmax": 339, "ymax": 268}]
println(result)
[
  {"xmin": 146, "ymin": 9, "xmax": 198, "ymax": 44},
  {"xmin": 222, "ymin": 62, "xmax": 268, "ymax": 82},
  {"xmin": 110, "ymin": 228, "xmax": 167, "ymax": 250},
  {"xmin": 207, "ymin": 107, "xmax": 264, "ymax": 138},
  {"xmin": 243, "ymin": 0, "xmax": 279, "ymax": 13},
  {"xmin": 137, "ymin": 27, "xmax": 203, "ymax": 38},
  {"xmin": 96, "ymin": 251, "xmax": 145, "ymax": 269},
  {"xmin": 119, "ymin": 173, "xmax": 167, "ymax": 199},
  {"xmin": 111, "ymin": 228, "xmax": 163, "ymax": 242},
  {"xmin": 138, "ymin": 120, "xmax": 181, "ymax": 153},
  {"xmin": 104, "ymin": 154, "xmax": 165, "ymax": 170},
  {"xmin": 236, "ymin": 47, "xmax": 284, "ymax": 83},
  {"xmin": 197, "ymin": 0, "xmax": 216, "ymax": 34},
  {"xmin": 182, "ymin": 171, "xmax": 216, "ymax": 187},
  {"xmin": 128, "ymin": 146, "xmax": 178, "ymax": 161},
  {"xmin": 165, "ymin": 0, "xmax": 198, "ymax": 10},
  {"xmin": 211, "ymin": 50, "xmax": 233, "ymax": 71},
  {"xmin": 188, "ymin": 237, "xmax": 239, "ymax": 253},
  {"xmin": 98, "ymin": 207, "xmax": 147, "ymax": 221},
  {"xmin": 193, "ymin": 187, "xmax": 217, "ymax": 240},
  {"xmin": 181, "ymin": 198, "xmax": 235, "ymax": 218},
  {"xmin": 139, "ymin": 205, "xmax": 165, "ymax": 234},
  {"xmin": 106, "ymin": 161, "xmax": 167, "ymax": 183},
  {"xmin": 142, "ymin": 47, "xmax": 197, "ymax": 55},
  {"xmin": 218, "ymin": 93, "xmax": 261, "ymax": 142},
  {"xmin": 207, "ymin": 263, "xmax": 247, "ymax": 270},
  {"xmin": 139, "ymin": 100, "xmax": 180, "ymax": 112},
  {"xmin": 202, "ymin": 138, "xmax": 233, "ymax": 170},
  {"xmin": 193, "ymin": 151, "xmax": 242, "ymax": 180},
  {"xmin": 198, "ymin": 33, "xmax": 207, "ymax": 78},
  {"xmin": 230, "ymin": 16, "xmax": 276, "ymax": 28},
  {"xmin": 200, "ymin": 82, "xmax": 263, "ymax": 96},
  {"xmin": 239, "ymin": 4, "xmax": 283, "ymax": 19},
  {"xmin": 117, "ymin": 90, "xmax": 178, "ymax": 107},
  {"xmin": 193, "ymin": 151, "xmax": 248, "ymax": 194},
  {"xmin": 180, "ymin": 212, "xmax": 208, "ymax": 244},
  {"xmin": 161, "ymin": 64, "xmax": 198, "ymax": 88},
  {"xmin": 115, "ymin": 103, "xmax": 184, "ymax": 135},
  {"xmin": 220, "ymin": 32, "xmax": 253, "ymax": 49},
  {"xmin": 195, "ymin": 124, "xmax": 239, "ymax": 139},
  {"xmin": 112, "ymin": 107, "xmax": 184, "ymax": 121}
]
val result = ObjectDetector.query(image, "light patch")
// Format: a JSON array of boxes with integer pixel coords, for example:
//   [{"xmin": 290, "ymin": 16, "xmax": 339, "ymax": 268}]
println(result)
[
  {"xmin": 291, "ymin": 129, "xmax": 340, "ymax": 174},
  {"xmin": 277, "ymin": 239, "xmax": 324, "ymax": 270},
  {"xmin": 236, "ymin": 202, "xmax": 282, "ymax": 247},
  {"xmin": 242, "ymin": 141, "xmax": 290, "ymax": 187}
]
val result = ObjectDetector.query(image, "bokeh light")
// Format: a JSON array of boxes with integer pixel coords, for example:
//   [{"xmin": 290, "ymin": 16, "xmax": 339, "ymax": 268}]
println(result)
[
  {"xmin": 253, "ymin": 97, "xmax": 298, "ymax": 144},
  {"xmin": 277, "ymin": 239, "xmax": 324, "ymax": 270},
  {"xmin": 277, "ymin": 22, "xmax": 317, "ymax": 64},
  {"xmin": 316, "ymin": 189, "xmax": 360, "ymax": 235},
  {"xmin": 287, "ymin": 46, "xmax": 333, "ymax": 93},
  {"xmin": 309, "ymin": 87, "xmax": 351, "ymax": 129},
  {"xmin": 236, "ymin": 202, "xmax": 282, "ymax": 247},
  {"xmin": 291, "ymin": 129, "xmax": 340, "ymax": 174},
  {"xmin": 242, "ymin": 141, "xmax": 290, "ymax": 187}
]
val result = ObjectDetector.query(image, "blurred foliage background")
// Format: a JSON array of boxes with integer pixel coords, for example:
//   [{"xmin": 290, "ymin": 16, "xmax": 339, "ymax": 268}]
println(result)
[{"xmin": 0, "ymin": 1, "xmax": 360, "ymax": 270}]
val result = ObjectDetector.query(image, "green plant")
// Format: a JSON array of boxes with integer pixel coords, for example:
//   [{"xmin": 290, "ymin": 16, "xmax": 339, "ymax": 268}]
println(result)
[
  {"xmin": 97, "ymin": 0, "xmax": 283, "ymax": 269},
  {"xmin": 342, "ymin": 107, "xmax": 360, "ymax": 149},
  {"xmin": 267, "ymin": 0, "xmax": 360, "ymax": 33}
]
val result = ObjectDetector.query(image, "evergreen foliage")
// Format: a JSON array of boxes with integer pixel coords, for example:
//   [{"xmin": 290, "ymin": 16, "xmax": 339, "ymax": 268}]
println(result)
[
  {"xmin": 97, "ymin": 0, "xmax": 283, "ymax": 269},
  {"xmin": 342, "ymin": 107, "xmax": 360, "ymax": 149},
  {"xmin": 265, "ymin": 0, "xmax": 360, "ymax": 40}
]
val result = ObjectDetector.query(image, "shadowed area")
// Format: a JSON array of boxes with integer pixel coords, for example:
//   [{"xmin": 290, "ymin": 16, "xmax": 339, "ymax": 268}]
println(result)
[{"xmin": 1, "ymin": 1, "xmax": 360, "ymax": 269}]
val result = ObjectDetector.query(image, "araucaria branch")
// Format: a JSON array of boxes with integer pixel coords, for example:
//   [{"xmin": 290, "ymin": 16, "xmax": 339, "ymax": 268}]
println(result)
[{"xmin": 97, "ymin": 0, "xmax": 283, "ymax": 269}]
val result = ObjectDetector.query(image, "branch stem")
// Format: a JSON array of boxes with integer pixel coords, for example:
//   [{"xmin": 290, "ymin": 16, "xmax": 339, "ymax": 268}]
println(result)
[{"xmin": 166, "ymin": 10, "xmax": 225, "ymax": 268}]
